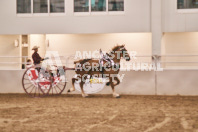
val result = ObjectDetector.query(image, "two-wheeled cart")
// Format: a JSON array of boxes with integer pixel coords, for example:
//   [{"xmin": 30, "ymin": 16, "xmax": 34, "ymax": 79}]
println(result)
[{"xmin": 22, "ymin": 65, "xmax": 74, "ymax": 97}]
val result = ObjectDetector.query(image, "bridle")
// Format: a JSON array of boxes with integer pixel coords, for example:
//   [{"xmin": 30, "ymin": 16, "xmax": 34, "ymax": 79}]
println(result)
[{"xmin": 99, "ymin": 47, "xmax": 126, "ymax": 68}]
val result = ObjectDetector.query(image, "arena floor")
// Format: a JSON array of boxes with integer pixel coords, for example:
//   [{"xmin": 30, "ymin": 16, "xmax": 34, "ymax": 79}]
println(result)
[{"xmin": 0, "ymin": 94, "xmax": 198, "ymax": 132}]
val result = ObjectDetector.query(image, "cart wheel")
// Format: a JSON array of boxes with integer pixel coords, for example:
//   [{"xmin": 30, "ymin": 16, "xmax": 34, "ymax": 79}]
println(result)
[
  {"xmin": 48, "ymin": 69, "xmax": 67, "ymax": 95},
  {"xmin": 22, "ymin": 66, "xmax": 52, "ymax": 97}
]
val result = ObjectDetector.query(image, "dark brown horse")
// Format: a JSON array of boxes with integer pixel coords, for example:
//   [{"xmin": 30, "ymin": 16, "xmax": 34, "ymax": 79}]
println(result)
[{"xmin": 68, "ymin": 45, "xmax": 130, "ymax": 98}]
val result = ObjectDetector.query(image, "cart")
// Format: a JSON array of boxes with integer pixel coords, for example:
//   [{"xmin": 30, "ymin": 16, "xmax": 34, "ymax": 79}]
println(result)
[{"xmin": 22, "ymin": 65, "xmax": 74, "ymax": 97}]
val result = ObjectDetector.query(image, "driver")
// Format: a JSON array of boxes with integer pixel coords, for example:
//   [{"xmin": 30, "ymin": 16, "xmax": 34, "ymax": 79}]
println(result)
[{"xmin": 32, "ymin": 46, "xmax": 44, "ymax": 65}]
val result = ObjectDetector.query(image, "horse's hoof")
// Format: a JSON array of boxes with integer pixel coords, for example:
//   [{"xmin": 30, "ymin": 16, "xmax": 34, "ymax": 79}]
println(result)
[
  {"xmin": 67, "ymin": 88, "xmax": 75, "ymax": 93},
  {"xmin": 116, "ymin": 95, "xmax": 121, "ymax": 98},
  {"xmin": 106, "ymin": 82, "xmax": 110, "ymax": 86},
  {"xmin": 82, "ymin": 94, "xmax": 89, "ymax": 98},
  {"xmin": 113, "ymin": 93, "xmax": 120, "ymax": 98}
]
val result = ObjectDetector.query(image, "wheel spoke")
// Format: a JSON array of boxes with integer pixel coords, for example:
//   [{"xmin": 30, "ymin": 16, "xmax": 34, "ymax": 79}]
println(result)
[
  {"xmin": 25, "ymin": 84, "xmax": 34, "ymax": 90},
  {"xmin": 54, "ymin": 86, "xmax": 58, "ymax": 94},
  {"xmin": 58, "ymin": 81, "xmax": 66, "ymax": 87},
  {"xmin": 23, "ymin": 78, "xmax": 30, "ymax": 80},
  {"xmin": 58, "ymin": 83, "xmax": 65, "ymax": 86},
  {"xmin": 24, "ymin": 82, "xmax": 33, "ymax": 85},
  {"xmin": 34, "ymin": 86, "xmax": 37, "ymax": 97},
  {"xmin": 51, "ymin": 85, "xmax": 54, "ymax": 95},
  {"xmin": 56, "ymin": 84, "xmax": 63, "ymax": 91},
  {"xmin": 38, "ymin": 87, "xmax": 41, "ymax": 97},
  {"xmin": 29, "ymin": 86, "xmax": 36, "ymax": 94}
]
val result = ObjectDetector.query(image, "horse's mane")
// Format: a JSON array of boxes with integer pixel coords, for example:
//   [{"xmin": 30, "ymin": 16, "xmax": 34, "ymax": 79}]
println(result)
[
  {"xmin": 111, "ymin": 45, "xmax": 121, "ymax": 52},
  {"xmin": 74, "ymin": 59, "xmax": 92, "ymax": 64}
]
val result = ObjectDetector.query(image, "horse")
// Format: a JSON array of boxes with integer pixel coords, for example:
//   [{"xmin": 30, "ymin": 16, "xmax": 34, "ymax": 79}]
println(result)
[{"xmin": 67, "ymin": 45, "xmax": 131, "ymax": 98}]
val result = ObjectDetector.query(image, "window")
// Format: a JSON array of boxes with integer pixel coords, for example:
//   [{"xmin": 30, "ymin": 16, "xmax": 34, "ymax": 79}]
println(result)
[
  {"xmin": 17, "ymin": 0, "xmax": 31, "ymax": 13},
  {"xmin": 50, "ymin": 0, "xmax": 65, "ymax": 13},
  {"xmin": 92, "ymin": 0, "xmax": 106, "ymax": 12},
  {"xmin": 17, "ymin": 0, "xmax": 65, "ymax": 15},
  {"xmin": 74, "ymin": 0, "xmax": 124, "ymax": 13},
  {"xmin": 108, "ymin": 0, "xmax": 124, "ymax": 11},
  {"xmin": 177, "ymin": 0, "xmax": 198, "ymax": 9},
  {"xmin": 33, "ymin": 0, "xmax": 48, "ymax": 13},
  {"xmin": 74, "ymin": 0, "xmax": 89, "ymax": 12}
]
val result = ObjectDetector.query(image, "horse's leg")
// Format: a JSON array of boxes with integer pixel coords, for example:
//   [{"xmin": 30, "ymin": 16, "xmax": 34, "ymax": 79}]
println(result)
[
  {"xmin": 106, "ymin": 76, "xmax": 120, "ymax": 86},
  {"xmin": 110, "ymin": 77, "xmax": 120, "ymax": 98},
  {"xmin": 80, "ymin": 79, "xmax": 88, "ymax": 98},
  {"xmin": 114, "ymin": 76, "xmax": 120, "ymax": 86},
  {"xmin": 67, "ymin": 78, "xmax": 77, "ymax": 93}
]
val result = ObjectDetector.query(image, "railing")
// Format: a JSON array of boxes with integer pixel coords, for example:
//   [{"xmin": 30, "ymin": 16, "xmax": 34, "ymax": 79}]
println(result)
[
  {"xmin": 0, "ymin": 55, "xmax": 198, "ymax": 70},
  {"xmin": 0, "ymin": 56, "xmax": 28, "ymax": 70},
  {"xmin": 157, "ymin": 55, "xmax": 198, "ymax": 70}
]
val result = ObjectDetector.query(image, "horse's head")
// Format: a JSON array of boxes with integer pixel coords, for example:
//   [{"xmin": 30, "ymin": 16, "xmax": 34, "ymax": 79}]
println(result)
[{"xmin": 112, "ymin": 44, "xmax": 131, "ymax": 61}]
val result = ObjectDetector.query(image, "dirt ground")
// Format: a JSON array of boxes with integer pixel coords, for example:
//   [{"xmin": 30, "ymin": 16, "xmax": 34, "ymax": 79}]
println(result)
[{"xmin": 0, "ymin": 94, "xmax": 198, "ymax": 132}]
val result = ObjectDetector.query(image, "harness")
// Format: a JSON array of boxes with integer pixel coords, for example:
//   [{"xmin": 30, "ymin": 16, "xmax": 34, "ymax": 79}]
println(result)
[
  {"xmin": 99, "ymin": 49, "xmax": 119, "ymax": 72},
  {"xmin": 75, "ymin": 49, "xmax": 120, "ymax": 74}
]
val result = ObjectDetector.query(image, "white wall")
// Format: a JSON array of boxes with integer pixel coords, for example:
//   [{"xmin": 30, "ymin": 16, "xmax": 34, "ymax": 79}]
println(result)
[
  {"xmin": 1, "ymin": 70, "xmax": 198, "ymax": 96},
  {"xmin": 0, "ymin": 33, "xmax": 152, "ymax": 69},
  {"xmin": 46, "ymin": 33, "xmax": 151, "ymax": 55},
  {"xmin": 0, "ymin": 0, "xmax": 150, "ymax": 34},
  {"xmin": 0, "ymin": 0, "xmax": 198, "ymax": 35},
  {"xmin": 162, "ymin": 0, "xmax": 198, "ymax": 32},
  {"xmin": 29, "ymin": 34, "xmax": 46, "ymax": 57},
  {"xmin": 162, "ymin": 32, "xmax": 198, "ymax": 55},
  {"xmin": 161, "ymin": 32, "xmax": 198, "ymax": 68},
  {"xmin": 2, "ymin": 32, "xmax": 198, "ymax": 70},
  {"xmin": 151, "ymin": 0, "xmax": 162, "ymax": 55},
  {"xmin": 45, "ymin": 33, "xmax": 152, "ymax": 67},
  {"xmin": 0, "ymin": 70, "xmax": 155, "ymax": 95},
  {"xmin": 157, "ymin": 70, "xmax": 198, "ymax": 95},
  {"xmin": 0, "ymin": 35, "xmax": 21, "ymax": 69}
]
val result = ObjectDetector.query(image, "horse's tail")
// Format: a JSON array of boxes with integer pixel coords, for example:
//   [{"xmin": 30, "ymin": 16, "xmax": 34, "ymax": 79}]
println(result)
[{"xmin": 74, "ymin": 61, "xmax": 79, "ymax": 64}]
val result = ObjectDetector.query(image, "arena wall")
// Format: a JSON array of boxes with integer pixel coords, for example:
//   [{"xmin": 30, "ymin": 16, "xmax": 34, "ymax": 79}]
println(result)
[
  {"xmin": 0, "ymin": 0, "xmax": 198, "ymax": 95},
  {"xmin": 1, "ymin": 70, "xmax": 198, "ymax": 96},
  {"xmin": 157, "ymin": 70, "xmax": 198, "ymax": 95}
]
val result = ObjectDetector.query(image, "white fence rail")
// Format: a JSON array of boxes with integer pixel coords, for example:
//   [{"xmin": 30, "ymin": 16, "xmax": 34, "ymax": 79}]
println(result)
[{"xmin": 0, "ymin": 55, "xmax": 198, "ymax": 70}]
